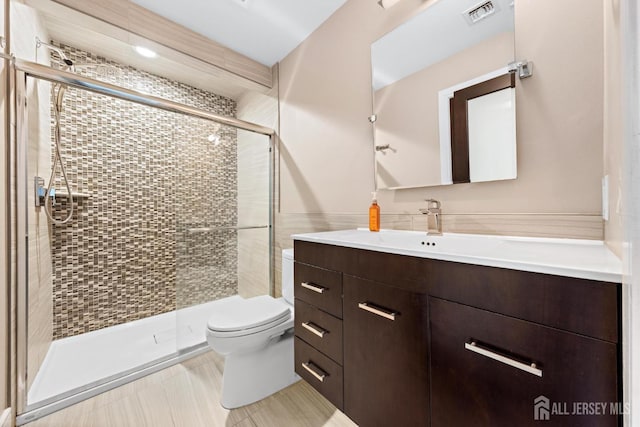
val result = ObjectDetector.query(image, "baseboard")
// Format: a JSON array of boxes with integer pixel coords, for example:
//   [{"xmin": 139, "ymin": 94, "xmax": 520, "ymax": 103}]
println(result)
[{"xmin": 0, "ymin": 408, "xmax": 12, "ymax": 427}]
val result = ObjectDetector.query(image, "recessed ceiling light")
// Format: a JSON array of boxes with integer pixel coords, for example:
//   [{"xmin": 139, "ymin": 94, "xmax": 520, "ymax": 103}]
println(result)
[{"xmin": 134, "ymin": 46, "xmax": 157, "ymax": 58}]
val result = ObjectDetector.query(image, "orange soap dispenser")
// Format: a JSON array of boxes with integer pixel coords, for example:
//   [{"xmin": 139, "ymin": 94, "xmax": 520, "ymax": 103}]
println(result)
[{"xmin": 369, "ymin": 192, "xmax": 380, "ymax": 232}]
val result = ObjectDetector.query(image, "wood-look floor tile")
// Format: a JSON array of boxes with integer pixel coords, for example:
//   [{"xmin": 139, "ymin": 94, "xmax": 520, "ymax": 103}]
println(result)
[
  {"xmin": 184, "ymin": 362, "xmax": 252, "ymax": 426},
  {"xmin": 135, "ymin": 385, "xmax": 176, "ymax": 427},
  {"xmin": 88, "ymin": 394, "xmax": 148, "ymax": 427},
  {"xmin": 232, "ymin": 417, "xmax": 257, "ymax": 427},
  {"xmin": 27, "ymin": 351, "xmax": 355, "ymax": 427},
  {"xmin": 251, "ymin": 381, "xmax": 355, "ymax": 427},
  {"xmin": 250, "ymin": 396, "xmax": 305, "ymax": 427},
  {"xmin": 162, "ymin": 368, "xmax": 222, "ymax": 427}
]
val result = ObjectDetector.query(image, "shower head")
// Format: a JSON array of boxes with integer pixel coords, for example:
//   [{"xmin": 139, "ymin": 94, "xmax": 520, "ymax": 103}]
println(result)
[{"xmin": 35, "ymin": 37, "xmax": 74, "ymax": 70}]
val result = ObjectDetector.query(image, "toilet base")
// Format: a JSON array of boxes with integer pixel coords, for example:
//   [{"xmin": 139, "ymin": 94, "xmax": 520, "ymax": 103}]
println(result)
[{"xmin": 220, "ymin": 332, "xmax": 300, "ymax": 409}]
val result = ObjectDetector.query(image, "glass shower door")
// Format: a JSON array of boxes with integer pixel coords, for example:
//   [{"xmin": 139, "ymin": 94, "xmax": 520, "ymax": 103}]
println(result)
[
  {"xmin": 20, "ymin": 73, "xmax": 188, "ymax": 413},
  {"xmin": 16, "ymin": 52, "xmax": 275, "ymax": 421},
  {"xmin": 175, "ymin": 122, "xmax": 273, "ymax": 353}
]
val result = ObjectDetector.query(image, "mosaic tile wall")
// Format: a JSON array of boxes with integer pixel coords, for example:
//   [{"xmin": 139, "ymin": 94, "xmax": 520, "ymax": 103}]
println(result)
[{"xmin": 50, "ymin": 42, "xmax": 239, "ymax": 339}]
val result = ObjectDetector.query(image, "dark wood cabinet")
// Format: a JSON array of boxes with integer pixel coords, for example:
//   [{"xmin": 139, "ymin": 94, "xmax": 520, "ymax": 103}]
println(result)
[
  {"xmin": 295, "ymin": 299, "xmax": 343, "ymax": 364},
  {"xmin": 293, "ymin": 240, "xmax": 621, "ymax": 427},
  {"xmin": 343, "ymin": 275, "xmax": 429, "ymax": 427},
  {"xmin": 294, "ymin": 337, "xmax": 344, "ymax": 409},
  {"xmin": 293, "ymin": 260, "xmax": 345, "ymax": 410},
  {"xmin": 429, "ymin": 297, "xmax": 619, "ymax": 427},
  {"xmin": 294, "ymin": 262, "xmax": 343, "ymax": 318}
]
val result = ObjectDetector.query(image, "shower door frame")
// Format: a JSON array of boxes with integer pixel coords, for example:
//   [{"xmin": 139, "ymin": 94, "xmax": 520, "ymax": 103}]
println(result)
[{"xmin": 12, "ymin": 58, "xmax": 276, "ymax": 423}]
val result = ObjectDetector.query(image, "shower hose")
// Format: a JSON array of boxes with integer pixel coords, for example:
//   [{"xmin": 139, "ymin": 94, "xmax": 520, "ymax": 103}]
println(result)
[{"xmin": 43, "ymin": 84, "xmax": 74, "ymax": 225}]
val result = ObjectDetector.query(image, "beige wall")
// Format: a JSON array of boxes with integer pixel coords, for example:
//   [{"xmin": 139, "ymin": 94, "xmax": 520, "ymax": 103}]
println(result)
[
  {"xmin": 278, "ymin": 0, "xmax": 605, "ymax": 238},
  {"xmin": 603, "ymin": 0, "xmax": 623, "ymax": 257},
  {"xmin": 11, "ymin": 2, "xmax": 53, "ymax": 391}
]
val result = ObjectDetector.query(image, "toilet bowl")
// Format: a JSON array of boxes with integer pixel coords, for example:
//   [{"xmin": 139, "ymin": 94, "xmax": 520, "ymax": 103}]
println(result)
[{"xmin": 206, "ymin": 249, "xmax": 299, "ymax": 409}]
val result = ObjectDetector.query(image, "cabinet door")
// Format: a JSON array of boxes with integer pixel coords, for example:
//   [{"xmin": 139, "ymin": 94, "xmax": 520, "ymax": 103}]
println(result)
[
  {"xmin": 343, "ymin": 275, "xmax": 429, "ymax": 427},
  {"xmin": 430, "ymin": 297, "xmax": 619, "ymax": 427}
]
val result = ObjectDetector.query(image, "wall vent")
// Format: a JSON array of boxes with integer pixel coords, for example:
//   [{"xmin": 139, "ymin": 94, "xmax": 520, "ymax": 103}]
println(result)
[{"xmin": 463, "ymin": 1, "xmax": 497, "ymax": 25}]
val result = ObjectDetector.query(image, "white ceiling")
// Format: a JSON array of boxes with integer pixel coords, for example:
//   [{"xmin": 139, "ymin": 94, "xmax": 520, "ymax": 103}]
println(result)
[
  {"xmin": 26, "ymin": 0, "xmax": 274, "ymax": 100},
  {"xmin": 129, "ymin": 0, "xmax": 348, "ymax": 67},
  {"xmin": 371, "ymin": 0, "xmax": 515, "ymax": 90}
]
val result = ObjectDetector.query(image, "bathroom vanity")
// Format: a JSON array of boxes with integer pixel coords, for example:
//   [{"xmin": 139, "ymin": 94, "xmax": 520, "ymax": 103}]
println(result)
[{"xmin": 292, "ymin": 230, "xmax": 622, "ymax": 427}]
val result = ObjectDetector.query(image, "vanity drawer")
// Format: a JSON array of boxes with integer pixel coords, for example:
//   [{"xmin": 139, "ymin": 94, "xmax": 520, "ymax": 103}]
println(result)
[
  {"xmin": 295, "ymin": 337, "xmax": 344, "ymax": 410},
  {"xmin": 294, "ymin": 299, "xmax": 343, "ymax": 364},
  {"xmin": 429, "ymin": 297, "xmax": 619, "ymax": 427},
  {"xmin": 294, "ymin": 262, "xmax": 343, "ymax": 318}
]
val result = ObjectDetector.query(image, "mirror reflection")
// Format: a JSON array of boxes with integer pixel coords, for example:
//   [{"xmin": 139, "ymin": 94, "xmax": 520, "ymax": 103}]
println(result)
[{"xmin": 371, "ymin": 0, "xmax": 516, "ymax": 189}]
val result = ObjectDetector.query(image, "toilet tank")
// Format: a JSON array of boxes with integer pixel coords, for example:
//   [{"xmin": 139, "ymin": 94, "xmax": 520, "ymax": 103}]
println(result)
[{"xmin": 282, "ymin": 249, "xmax": 294, "ymax": 304}]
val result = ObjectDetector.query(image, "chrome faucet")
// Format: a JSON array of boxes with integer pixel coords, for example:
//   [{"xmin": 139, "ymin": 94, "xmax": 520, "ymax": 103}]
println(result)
[{"xmin": 419, "ymin": 199, "xmax": 442, "ymax": 235}]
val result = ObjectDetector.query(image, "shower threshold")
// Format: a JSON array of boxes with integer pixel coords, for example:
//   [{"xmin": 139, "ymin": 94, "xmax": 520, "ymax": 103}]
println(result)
[{"xmin": 22, "ymin": 299, "xmax": 224, "ymax": 422}]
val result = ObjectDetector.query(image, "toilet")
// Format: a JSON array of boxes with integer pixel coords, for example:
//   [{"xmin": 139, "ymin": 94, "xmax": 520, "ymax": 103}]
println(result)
[{"xmin": 206, "ymin": 249, "xmax": 299, "ymax": 408}]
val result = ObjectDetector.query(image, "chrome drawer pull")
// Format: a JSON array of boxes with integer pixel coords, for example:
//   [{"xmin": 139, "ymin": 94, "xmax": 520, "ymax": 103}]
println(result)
[
  {"xmin": 301, "ymin": 361, "xmax": 327, "ymax": 382},
  {"xmin": 301, "ymin": 282, "xmax": 326, "ymax": 294},
  {"xmin": 465, "ymin": 340, "xmax": 543, "ymax": 378},
  {"xmin": 301, "ymin": 321, "xmax": 327, "ymax": 338},
  {"xmin": 358, "ymin": 302, "xmax": 397, "ymax": 321}
]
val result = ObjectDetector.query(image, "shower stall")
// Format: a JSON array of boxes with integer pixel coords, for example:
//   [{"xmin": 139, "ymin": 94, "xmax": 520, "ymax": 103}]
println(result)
[{"xmin": 11, "ymin": 39, "xmax": 276, "ymax": 424}]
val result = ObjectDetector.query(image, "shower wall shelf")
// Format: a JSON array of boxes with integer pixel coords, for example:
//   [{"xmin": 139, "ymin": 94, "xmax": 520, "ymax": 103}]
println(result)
[
  {"xmin": 187, "ymin": 225, "xmax": 269, "ymax": 233},
  {"xmin": 53, "ymin": 192, "xmax": 91, "ymax": 198},
  {"xmin": 36, "ymin": 192, "xmax": 91, "ymax": 207},
  {"xmin": 34, "ymin": 176, "xmax": 91, "ymax": 206}
]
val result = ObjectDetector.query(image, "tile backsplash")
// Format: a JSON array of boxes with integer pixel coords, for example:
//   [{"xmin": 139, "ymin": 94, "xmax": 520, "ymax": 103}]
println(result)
[{"xmin": 49, "ymin": 43, "xmax": 238, "ymax": 338}]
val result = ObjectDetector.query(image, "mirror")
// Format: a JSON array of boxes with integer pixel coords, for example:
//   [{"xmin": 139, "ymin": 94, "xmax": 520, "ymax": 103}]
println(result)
[{"xmin": 371, "ymin": 0, "xmax": 516, "ymax": 190}]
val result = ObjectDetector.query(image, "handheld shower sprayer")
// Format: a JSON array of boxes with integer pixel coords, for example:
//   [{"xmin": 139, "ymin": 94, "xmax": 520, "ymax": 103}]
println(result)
[
  {"xmin": 35, "ymin": 37, "xmax": 74, "ymax": 69},
  {"xmin": 35, "ymin": 37, "xmax": 75, "ymax": 224}
]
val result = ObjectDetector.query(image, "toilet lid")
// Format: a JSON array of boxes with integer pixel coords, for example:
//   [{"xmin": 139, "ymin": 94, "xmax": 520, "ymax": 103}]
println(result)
[{"xmin": 206, "ymin": 295, "xmax": 291, "ymax": 333}]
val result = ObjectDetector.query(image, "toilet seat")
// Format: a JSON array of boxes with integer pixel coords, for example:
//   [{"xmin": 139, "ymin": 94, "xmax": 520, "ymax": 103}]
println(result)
[{"xmin": 206, "ymin": 295, "xmax": 291, "ymax": 338}]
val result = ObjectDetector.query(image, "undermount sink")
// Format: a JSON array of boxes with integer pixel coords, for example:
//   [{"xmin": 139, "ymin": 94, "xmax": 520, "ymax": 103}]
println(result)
[
  {"xmin": 291, "ymin": 228, "xmax": 622, "ymax": 282},
  {"xmin": 343, "ymin": 229, "xmax": 502, "ymax": 254}
]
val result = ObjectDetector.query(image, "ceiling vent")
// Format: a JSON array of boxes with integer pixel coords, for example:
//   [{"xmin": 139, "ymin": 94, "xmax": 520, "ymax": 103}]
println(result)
[{"xmin": 463, "ymin": 1, "xmax": 497, "ymax": 25}]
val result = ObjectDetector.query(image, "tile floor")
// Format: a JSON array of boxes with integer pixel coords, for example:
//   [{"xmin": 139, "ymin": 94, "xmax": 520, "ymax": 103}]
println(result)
[{"xmin": 28, "ymin": 350, "xmax": 356, "ymax": 427}]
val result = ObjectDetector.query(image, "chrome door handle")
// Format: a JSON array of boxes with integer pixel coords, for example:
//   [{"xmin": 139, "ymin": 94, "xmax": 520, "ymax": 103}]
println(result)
[
  {"xmin": 358, "ymin": 302, "xmax": 397, "ymax": 321},
  {"xmin": 301, "ymin": 282, "xmax": 325, "ymax": 294},
  {"xmin": 301, "ymin": 361, "xmax": 327, "ymax": 382},
  {"xmin": 465, "ymin": 340, "xmax": 543, "ymax": 377},
  {"xmin": 301, "ymin": 322, "xmax": 327, "ymax": 338}
]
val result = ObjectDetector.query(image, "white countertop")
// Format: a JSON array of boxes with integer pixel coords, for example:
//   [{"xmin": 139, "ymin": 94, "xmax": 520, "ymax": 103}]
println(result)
[{"xmin": 291, "ymin": 229, "xmax": 623, "ymax": 283}]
